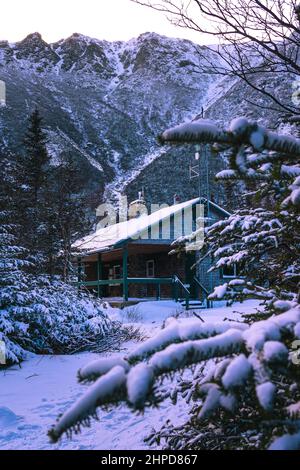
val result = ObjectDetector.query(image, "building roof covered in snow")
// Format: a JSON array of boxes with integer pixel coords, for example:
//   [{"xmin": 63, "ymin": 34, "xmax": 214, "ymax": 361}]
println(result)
[{"xmin": 72, "ymin": 197, "xmax": 230, "ymax": 255}]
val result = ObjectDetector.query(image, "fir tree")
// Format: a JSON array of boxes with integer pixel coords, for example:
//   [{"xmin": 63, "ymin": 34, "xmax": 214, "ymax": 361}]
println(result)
[
  {"xmin": 18, "ymin": 109, "xmax": 50, "ymax": 271},
  {"xmin": 168, "ymin": 117, "xmax": 300, "ymax": 309},
  {"xmin": 0, "ymin": 157, "xmax": 31, "ymax": 365},
  {"xmin": 22, "ymin": 108, "xmax": 49, "ymax": 205},
  {"xmin": 41, "ymin": 154, "xmax": 88, "ymax": 279},
  {"xmin": 0, "ymin": 153, "xmax": 111, "ymax": 366},
  {"xmin": 51, "ymin": 155, "xmax": 88, "ymax": 281}
]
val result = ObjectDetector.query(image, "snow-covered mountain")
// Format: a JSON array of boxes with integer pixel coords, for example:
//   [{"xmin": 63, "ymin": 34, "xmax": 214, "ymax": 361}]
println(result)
[{"xmin": 0, "ymin": 32, "xmax": 289, "ymax": 208}]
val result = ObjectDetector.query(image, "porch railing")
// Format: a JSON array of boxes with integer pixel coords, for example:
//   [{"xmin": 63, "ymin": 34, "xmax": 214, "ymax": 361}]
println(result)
[
  {"xmin": 173, "ymin": 275, "xmax": 190, "ymax": 310},
  {"xmin": 78, "ymin": 277, "xmax": 174, "ymax": 301},
  {"xmin": 193, "ymin": 276, "xmax": 212, "ymax": 308},
  {"xmin": 78, "ymin": 275, "xmax": 211, "ymax": 309}
]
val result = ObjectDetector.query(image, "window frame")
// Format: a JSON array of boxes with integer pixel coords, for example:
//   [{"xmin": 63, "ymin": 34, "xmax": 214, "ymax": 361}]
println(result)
[
  {"xmin": 222, "ymin": 264, "xmax": 238, "ymax": 279},
  {"xmin": 146, "ymin": 259, "xmax": 155, "ymax": 278},
  {"xmin": 113, "ymin": 264, "xmax": 122, "ymax": 279}
]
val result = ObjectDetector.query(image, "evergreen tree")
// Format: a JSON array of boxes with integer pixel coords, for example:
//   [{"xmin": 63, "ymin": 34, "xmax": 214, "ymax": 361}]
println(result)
[
  {"xmin": 0, "ymin": 157, "xmax": 32, "ymax": 364},
  {"xmin": 19, "ymin": 111, "xmax": 88, "ymax": 277},
  {"xmin": 42, "ymin": 154, "xmax": 88, "ymax": 279},
  {"xmin": 0, "ymin": 112, "xmax": 114, "ymax": 368},
  {"xmin": 53, "ymin": 156, "xmax": 88, "ymax": 281},
  {"xmin": 169, "ymin": 117, "xmax": 300, "ymax": 309},
  {"xmin": 0, "ymin": 162, "xmax": 111, "ymax": 365},
  {"xmin": 18, "ymin": 109, "xmax": 50, "ymax": 271},
  {"xmin": 22, "ymin": 108, "xmax": 49, "ymax": 205}
]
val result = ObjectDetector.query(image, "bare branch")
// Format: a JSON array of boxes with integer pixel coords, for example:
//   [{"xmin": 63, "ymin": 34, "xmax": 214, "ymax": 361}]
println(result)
[{"xmin": 131, "ymin": 0, "xmax": 300, "ymax": 115}]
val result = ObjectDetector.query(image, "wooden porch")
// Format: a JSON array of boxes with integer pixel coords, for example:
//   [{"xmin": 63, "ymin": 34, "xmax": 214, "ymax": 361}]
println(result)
[{"xmin": 77, "ymin": 242, "xmax": 211, "ymax": 309}]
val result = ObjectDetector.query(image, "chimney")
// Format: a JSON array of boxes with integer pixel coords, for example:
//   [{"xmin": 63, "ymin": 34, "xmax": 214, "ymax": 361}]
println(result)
[
  {"xmin": 128, "ymin": 190, "xmax": 148, "ymax": 219},
  {"xmin": 173, "ymin": 193, "xmax": 180, "ymax": 205}
]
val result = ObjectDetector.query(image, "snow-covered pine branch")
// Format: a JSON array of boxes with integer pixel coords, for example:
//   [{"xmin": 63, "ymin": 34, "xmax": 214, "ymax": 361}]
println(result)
[
  {"xmin": 160, "ymin": 117, "xmax": 300, "ymax": 157},
  {"xmin": 160, "ymin": 117, "xmax": 300, "ymax": 208},
  {"xmin": 49, "ymin": 305, "xmax": 300, "ymax": 448},
  {"xmin": 205, "ymin": 207, "xmax": 299, "ymax": 306},
  {"xmin": 48, "ymin": 365, "xmax": 128, "ymax": 443},
  {"xmin": 166, "ymin": 118, "xmax": 299, "ymax": 313},
  {"xmin": 128, "ymin": 319, "xmax": 248, "ymax": 362}
]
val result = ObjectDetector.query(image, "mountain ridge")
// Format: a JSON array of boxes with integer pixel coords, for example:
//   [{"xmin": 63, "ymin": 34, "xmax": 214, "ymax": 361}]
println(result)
[{"xmin": 0, "ymin": 31, "xmax": 289, "ymax": 209}]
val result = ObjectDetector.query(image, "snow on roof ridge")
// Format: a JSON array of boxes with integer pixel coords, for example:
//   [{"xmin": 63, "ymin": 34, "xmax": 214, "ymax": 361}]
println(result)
[
  {"xmin": 73, "ymin": 197, "xmax": 199, "ymax": 253},
  {"xmin": 72, "ymin": 197, "xmax": 230, "ymax": 254},
  {"xmin": 208, "ymin": 199, "xmax": 231, "ymax": 217}
]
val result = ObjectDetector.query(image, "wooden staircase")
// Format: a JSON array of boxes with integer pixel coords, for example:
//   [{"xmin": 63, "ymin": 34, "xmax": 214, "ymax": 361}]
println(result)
[
  {"xmin": 181, "ymin": 299, "xmax": 207, "ymax": 310},
  {"xmin": 173, "ymin": 275, "xmax": 211, "ymax": 310}
]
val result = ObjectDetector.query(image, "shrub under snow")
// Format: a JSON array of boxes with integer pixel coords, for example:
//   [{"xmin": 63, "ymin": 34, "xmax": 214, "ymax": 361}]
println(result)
[{"xmin": 0, "ymin": 274, "xmax": 113, "ymax": 365}]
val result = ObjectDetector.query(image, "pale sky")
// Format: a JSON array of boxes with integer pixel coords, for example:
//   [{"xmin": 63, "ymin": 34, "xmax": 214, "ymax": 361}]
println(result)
[{"xmin": 1, "ymin": 0, "xmax": 206, "ymax": 44}]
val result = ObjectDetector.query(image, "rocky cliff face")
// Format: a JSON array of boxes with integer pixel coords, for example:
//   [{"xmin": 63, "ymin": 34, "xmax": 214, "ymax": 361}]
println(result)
[{"xmin": 0, "ymin": 31, "xmax": 290, "ymax": 210}]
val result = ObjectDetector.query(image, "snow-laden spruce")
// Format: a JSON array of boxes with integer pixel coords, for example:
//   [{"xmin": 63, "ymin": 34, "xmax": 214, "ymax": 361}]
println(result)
[
  {"xmin": 169, "ymin": 119, "xmax": 299, "ymax": 324},
  {"xmin": 128, "ymin": 319, "xmax": 248, "ymax": 361},
  {"xmin": 0, "ymin": 159, "xmax": 32, "ymax": 364},
  {"xmin": 48, "ymin": 305, "xmax": 300, "ymax": 448},
  {"xmin": 0, "ymin": 156, "xmax": 115, "ymax": 366},
  {"xmin": 160, "ymin": 116, "xmax": 300, "ymax": 158},
  {"xmin": 160, "ymin": 117, "xmax": 300, "ymax": 208},
  {"xmin": 0, "ymin": 273, "xmax": 113, "ymax": 365},
  {"xmin": 160, "ymin": 115, "xmax": 300, "ymax": 449},
  {"xmin": 0, "ymin": 207, "xmax": 113, "ymax": 364}
]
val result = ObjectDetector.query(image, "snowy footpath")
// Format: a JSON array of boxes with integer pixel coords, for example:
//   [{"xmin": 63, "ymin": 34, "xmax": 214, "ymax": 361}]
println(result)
[{"xmin": 0, "ymin": 300, "xmax": 259, "ymax": 450}]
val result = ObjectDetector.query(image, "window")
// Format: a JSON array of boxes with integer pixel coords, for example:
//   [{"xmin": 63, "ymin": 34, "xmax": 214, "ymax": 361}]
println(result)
[
  {"xmin": 113, "ymin": 265, "xmax": 122, "ymax": 279},
  {"xmin": 146, "ymin": 260, "xmax": 155, "ymax": 278},
  {"xmin": 222, "ymin": 264, "xmax": 238, "ymax": 278}
]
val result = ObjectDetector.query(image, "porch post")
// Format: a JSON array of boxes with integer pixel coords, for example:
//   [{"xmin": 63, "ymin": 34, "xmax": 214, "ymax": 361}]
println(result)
[
  {"xmin": 97, "ymin": 253, "xmax": 102, "ymax": 298},
  {"xmin": 173, "ymin": 279, "xmax": 179, "ymax": 302},
  {"xmin": 156, "ymin": 283, "xmax": 161, "ymax": 301},
  {"xmin": 123, "ymin": 244, "xmax": 128, "ymax": 301}
]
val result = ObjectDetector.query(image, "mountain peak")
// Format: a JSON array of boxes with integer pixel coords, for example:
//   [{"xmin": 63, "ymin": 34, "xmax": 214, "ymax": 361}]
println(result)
[
  {"xmin": 65, "ymin": 33, "xmax": 93, "ymax": 44},
  {"xmin": 137, "ymin": 32, "xmax": 165, "ymax": 40},
  {"xmin": 14, "ymin": 32, "xmax": 60, "ymax": 66},
  {"xmin": 19, "ymin": 32, "xmax": 44, "ymax": 45},
  {"xmin": 68, "ymin": 33, "xmax": 93, "ymax": 42}
]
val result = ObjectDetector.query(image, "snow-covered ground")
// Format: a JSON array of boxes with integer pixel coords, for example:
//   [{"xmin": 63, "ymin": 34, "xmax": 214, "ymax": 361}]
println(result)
[{"xmin": 0, "ymin": 300, "xmax": 260, "ymax": 450}]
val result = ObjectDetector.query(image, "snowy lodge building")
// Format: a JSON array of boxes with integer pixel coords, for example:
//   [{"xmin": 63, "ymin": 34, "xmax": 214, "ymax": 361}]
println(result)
[{"xmin": 73, "ymin": 196, "xmax": 231, "ymax": 308}]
